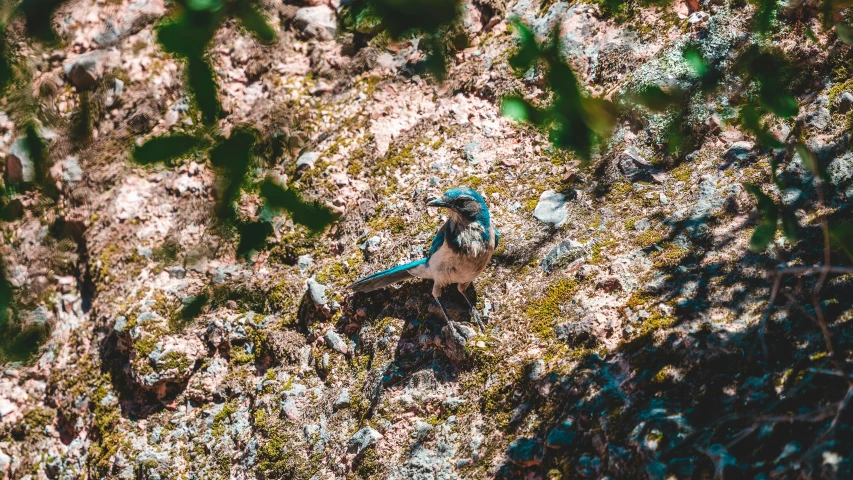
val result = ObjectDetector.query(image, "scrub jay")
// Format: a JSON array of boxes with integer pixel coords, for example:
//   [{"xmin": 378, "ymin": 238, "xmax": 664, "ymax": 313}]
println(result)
[{"xmin": 350, "ymin": 186, "xmax": 499, "ymax": 330}]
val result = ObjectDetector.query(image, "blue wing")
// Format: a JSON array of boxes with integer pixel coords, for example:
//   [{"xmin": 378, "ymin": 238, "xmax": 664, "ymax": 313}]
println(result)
[
  {"xmin": 428, "ymin": 230, "xmax": 445, "ymax": 256},
  {"xmin": 494, "ymin": 227, "xmax": 500, "ymax": 249}
]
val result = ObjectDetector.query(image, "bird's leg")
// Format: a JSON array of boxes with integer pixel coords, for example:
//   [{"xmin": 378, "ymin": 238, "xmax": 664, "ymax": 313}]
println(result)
[
  {"xmin": 433, "ymin": 283, "xmax": 469, "ymax": 361},
  {"xmin": 432, "ymin": 283, "xmax": 453, "ymax": 325},
  {"xmin": 457, "ymin": 283, "xmax": 485, "ymax": 331}
]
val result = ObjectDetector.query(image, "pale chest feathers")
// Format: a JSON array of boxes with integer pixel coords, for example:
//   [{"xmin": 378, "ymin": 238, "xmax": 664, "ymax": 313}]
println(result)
[
  {"xmin": 423, "ymin": 221, "xmax": 496, "ymax": 287},
  {"xmin": 456, "ymin": 222, "xmax": 490, "ymax": 257}
]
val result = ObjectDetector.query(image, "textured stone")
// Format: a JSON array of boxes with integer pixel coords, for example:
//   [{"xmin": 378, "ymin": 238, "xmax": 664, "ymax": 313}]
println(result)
[
  {"xmin": 541, "ymin": 239, "xmax": 585, "ymax": 272},
  {"xmin": 506, "ymin": 437, "xmax": 543, "ymax": 467},
  {"xmin": 293, "ymin": 6, "xmax": 336, "ymax": 40},
  {"xmin": 723, "ymin": 141, "xmax": 756, "ymax": 163},
  {"xmin": 348, "ymin": 427, "xmax": 382, "ymax": 455},
  {"xmin": 6, "ymin": 136, "xmax": 35, "ymax": 184},
  {"xmin": 533, "ymin": 190, "xmax": 571, "ymax": 227},
  {"xmin": 324, "ymin": 330, "xmax": 348, "ymax": 355},
  {"xmin": 63, "ymin": 50, "xmax": 116, "ymax": 89},
  {"xmin": 307, "ymin": 278, "xmax": 328, "ymax": 307},
  {"xmin": 617, "ymin": 147, "xmax": 655, "ymax": 182},
  {"xmin": 546, "ymin": 420, "xmax": 577, "ymax": 448}
]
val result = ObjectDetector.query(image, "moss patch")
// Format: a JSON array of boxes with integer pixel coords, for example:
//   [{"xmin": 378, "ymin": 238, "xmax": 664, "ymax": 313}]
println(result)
[{"xmin": 526, "ymin": 278, "xmax": 579, "ymax": 339}]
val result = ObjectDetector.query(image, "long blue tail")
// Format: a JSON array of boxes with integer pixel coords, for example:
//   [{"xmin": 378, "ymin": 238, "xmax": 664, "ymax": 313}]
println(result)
[{"xmin": 350, "ymin": 259, "xmax": 427, "ymax": 293}]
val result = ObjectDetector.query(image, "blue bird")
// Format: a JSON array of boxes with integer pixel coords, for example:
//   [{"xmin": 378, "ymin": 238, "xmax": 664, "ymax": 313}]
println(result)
[{"xmin": 350, "ymin": 186, "xmax": 499, "ymax": 329}]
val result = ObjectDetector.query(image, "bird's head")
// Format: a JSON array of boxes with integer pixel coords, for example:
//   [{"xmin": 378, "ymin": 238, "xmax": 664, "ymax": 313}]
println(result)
[{"xmin": 427, "ymin": 186, "xmax": 490, "ymax": 224}]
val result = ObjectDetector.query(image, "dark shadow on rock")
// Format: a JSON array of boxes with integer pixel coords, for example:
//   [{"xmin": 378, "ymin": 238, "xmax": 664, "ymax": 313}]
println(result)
[{"xmin": 346, "ymin": 279, "xmax": 483, "ymax": 421}]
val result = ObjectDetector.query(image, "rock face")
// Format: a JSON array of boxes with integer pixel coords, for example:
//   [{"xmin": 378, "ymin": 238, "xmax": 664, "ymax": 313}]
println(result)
[
  {"xmin": 348, "ymin": 427, "xmax": 382, "ymax": 455},
  {"xmin": 5, "ymin": 136, "xmax": 35, "ymax": 184},
  {"xmin": 63, "ymin": 49, "xmax": 118, "ymax": 89},
  {"xmin": 617, "ymin": 146, "xmax": 655, "ymax": 182},
  {"xmin": 533, "ymin": 189, "xmax": 571, "ymax": 227},
  {"xmin": 293, "ymin": 6, "xmax": 337, "ymax": 40},
  {"xmin": 2, "ymin": 1, "xmax": 853, "ymax": 479}
]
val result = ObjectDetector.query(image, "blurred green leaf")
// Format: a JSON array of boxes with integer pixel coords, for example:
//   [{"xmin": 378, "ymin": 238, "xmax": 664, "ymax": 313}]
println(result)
[
  {"xmin": 22, "ymin": 123, "xmax": 48, "ymax": 185},
  {"xmin": 794, "ymin": 142, "xmax": 831, "ymax": 183},
  {"xmin": 236, "ymin": 220, "xmax": 274, "ymax": 258},
  {"xmin": 343, "ymin": 0, "xmax": 463, "ymax": 81},
  {"xmin": 421, "ymin": 35, "xmax": 450, "ymax": 83},
  {"xmin": 133, "ymin": 134, "xmax": 203, "ymax": 165},
  {"xmin": 370, "ymin": 0, "xmax": 460, "ymax": 39},
  {"xmin": 17, "ymin": 0, "xmax": 70, "ymax": 43},
  {"xmin": 806, "ymin": 28, "xmax": 820, "ymax": 44},
  {"xmin": 750, "ymin": 0, "xmax": 779, "ymax": 34},
  {"xmin": 181, "ymin": 292, "xmax": 209, "ymax": 321},
  {"xmin": 156, "ymin": 6, "xmax": 223, "ymax": 125},
  {"xmin": 157, "ymin": 19, "xmax": 216, "ymax": 58},
  {"xmin": 682, "ymin": 45, "xmax": 722, "ymax": 93},
  {"xmin": 187, "ymin": 56, "xmax": 221, "ymax": 125},
  {"xmin": 682, "ymin": 47, "xmax": 708, "ymax": 77},
  {"xmin": 210, "ymin": 128, "xmax": 256, "ymax": 217},
  {"xmin": 235, "ymin": 3, "xmax": 276, "ymax": 44},
  {"xmin": 837, "ymin": 23, "xmax": 853, "ymax": 43},
  {"xmin": 739, "ymin": 105, "xmax": 783, "ymax": 149},
  {"xmin": 631, "ymin": 85, "xmax": 680, "ymax": 112},
  {"xmin": 186, "ymin": 0, "xmax": 225, "ymax": 11},
  {"xmin": 829, "ymin": 222, "xmax": 853, "ymax": 261},
  {"xmin": 0, "ymin": 30, "xmax": 13, "ymax": 96},
  {"xmin": 743, "ymin": 183, "xmax": 779, "ymax": 251},
  {"xmin": 502, "ymin": 20, "xmax": 616, "ymax": 162},
  {"xmin": 0, "ymin": 261, "xmax": 48, "ymax": 364},
  {"xmin": 259, "ymin": 179, "xmax": 338, "ymax": 233},
  {"xmin": 500, "ymin": 97, "xmax": 531, "ymax": 122},
  {"xmin": 739, "ymin": 48, "xmax": 799, "ymax": 118},
  {"xmin": 508, "ymin": 19, "xmax": 539, "ymax": 72},
  {"xmin": 780, "ymin": 209, "xmax": 799, "ymax": 244}
]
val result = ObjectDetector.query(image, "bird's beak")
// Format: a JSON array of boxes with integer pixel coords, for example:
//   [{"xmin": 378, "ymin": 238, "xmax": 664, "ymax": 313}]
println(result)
[{"xmin": 427, "ymin": 198, "xmax": 450, "ymax": 208}]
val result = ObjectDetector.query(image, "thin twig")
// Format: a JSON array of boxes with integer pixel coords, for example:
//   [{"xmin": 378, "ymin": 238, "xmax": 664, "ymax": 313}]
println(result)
[
  {"xmin": 759, "ymin": 274, "xmax": 782, "ymax": 361},
  {"xmin": 811, "ymin": 294, "xmax": 837, "ymax": 362},
  {"xmin": 775, "ymin": 266, "xmax": 853, "ymax": 276},
  {"xmin": 807, "ymin": 368, "xmax": 853, "ymax": 379},
  {"xmin": 725, "ymin": 423, "xmax": 758, "ymax": 449},
  {"xmin": 813, "ymin": 384, "xmax": 853, "ymax": 445}
]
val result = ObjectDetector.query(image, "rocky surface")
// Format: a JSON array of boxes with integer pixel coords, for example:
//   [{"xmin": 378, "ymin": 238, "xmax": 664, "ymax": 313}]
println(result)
[{"xmin": 0, "ymin": 0, "xmax": 852, "ymax": 479}]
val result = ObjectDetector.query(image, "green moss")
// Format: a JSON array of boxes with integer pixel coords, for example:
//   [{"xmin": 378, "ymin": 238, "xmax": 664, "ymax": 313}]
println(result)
[
  {"xmin": 212, "ymin": 400, "xmax": 237, "ymax": 438},
  {"xmin": 460, "ymin": 174, "xmax": 484, "ymax": 190},
  {"xmin": 526, "ymin": 278, "xmax": 579, "ymax": 339},
  {"xmin": 230, "ymin": 345, "xmax": 255, "ymax": 365},
  {"xmin": 253, "ymin": 408, "xmax": 321, "ymax": 478},
  {"xmin": 353, "ymin": 445, "xmax": 386, "ymax": 478},
  {"xmin": 359, "ymin": 74, "xmax": 385, "ymax": 97},
  {"xmin": 653, "ymin": 242, "xmax": 691, "ymax": 268},
  {"xmin": 828, "ymin": 78, "xmax": 853, "ymax": 105},
  {"xmin": 315, "ymin": 254, "xmax": 363, "ymax": 285},
  {"xmin": 22, "ymin": 406, "xmax": 55, "ymax": 433},
  {"xmin": 637, "ymin": 230, "xmax": 663, "ymax": 247},
  {"xmin": 609, "ymin": 181, "xmax": 633, "ymax": 197},
  {"xmin": 589, "ymin": 239, "xmax": 616, "ymax": 264},
  {"xmin": 160, "ymin": 350, "xmax": 190, "ymax": 372},
  {"xmin": 368, "ymin": 215, "xmax": 407, "ymax": 235},
  {"xmin": 652, "ymin": 364, "xmax": 675, "ymax": 384},
  {"xmin": 134, "ymin": 336, "xmax": 158, "ymax": 358},
  {"xmin": 372, "ymin": 142, "xmax": 415, "ymax": 176},
  {"xmin": 636, "ymin": 312, "xmax": 675, "ymax": 337},
  {"xmin": 88, "ymin": 374, "xmax": 123, "ymax": 475},
  {"xmin": 670, "ymin": 163, "xmax": 692, "ymax": 183}
]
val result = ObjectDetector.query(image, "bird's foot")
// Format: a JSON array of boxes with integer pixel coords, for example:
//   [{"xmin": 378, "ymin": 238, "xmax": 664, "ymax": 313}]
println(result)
[{"xmin": 442, "ymin": 320, "xmax": 477, "ymax": 363}]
